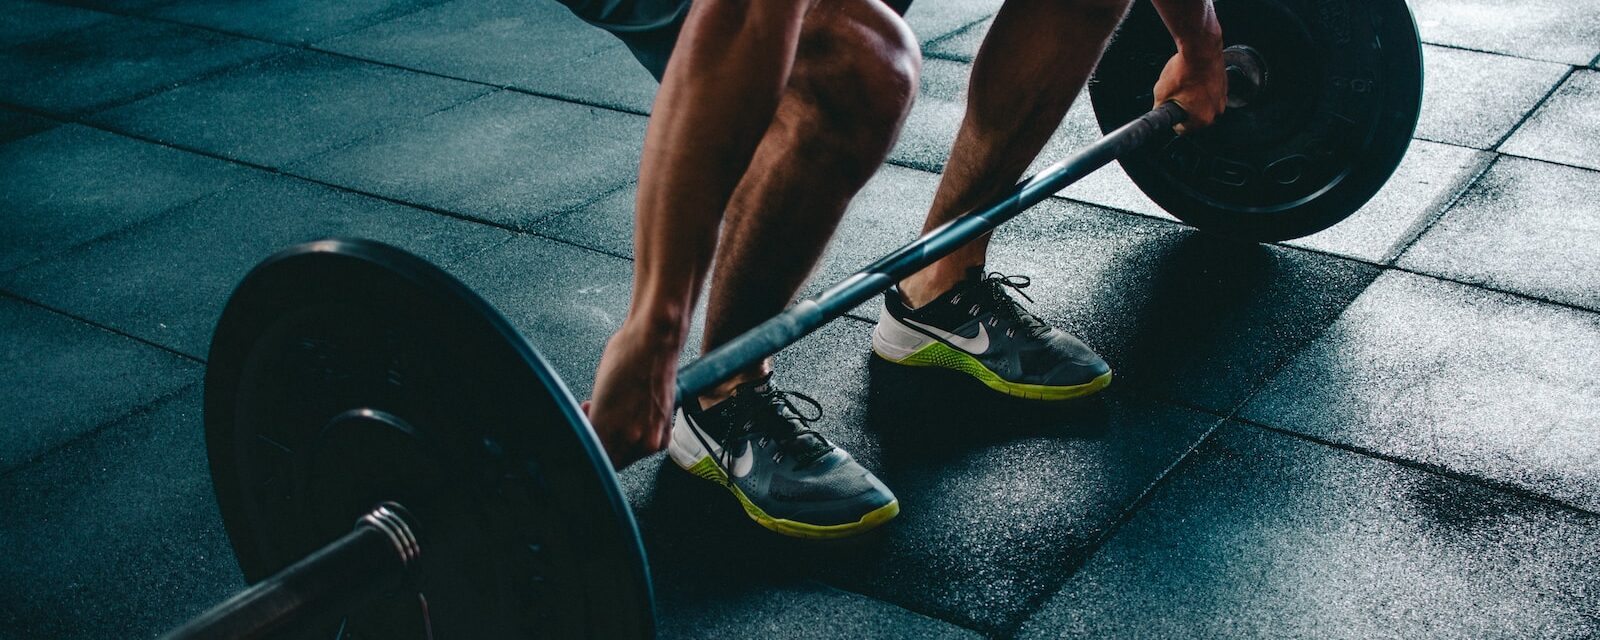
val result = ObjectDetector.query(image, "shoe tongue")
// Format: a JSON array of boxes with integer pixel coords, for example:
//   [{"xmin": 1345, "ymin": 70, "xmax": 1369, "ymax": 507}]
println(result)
[{"xmin": 735, "ymin": 378, "xmax": 832, "ymax": 465}]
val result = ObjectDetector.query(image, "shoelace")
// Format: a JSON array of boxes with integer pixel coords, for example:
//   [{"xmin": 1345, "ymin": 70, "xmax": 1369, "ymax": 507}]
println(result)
[
  {"xmin": 976, "ymin": 272, "xmax": 1052, "ymax": 339},
  {"xmin": 741, "ymin": 389, "xmax": 829, "ymax": 467},
  {"xmin": 692, "ymin": 388, "xmax": 831, "ymax": 476}
]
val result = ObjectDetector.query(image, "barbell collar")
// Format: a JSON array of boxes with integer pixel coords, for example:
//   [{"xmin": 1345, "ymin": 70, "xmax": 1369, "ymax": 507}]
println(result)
[
  {"xmin": 1223, "ymin": 44, "xmax": 1267, "ymax": 109},
  {"xmin": 160, "ymin": 503, "xmax": 420, "ymax": 640}
]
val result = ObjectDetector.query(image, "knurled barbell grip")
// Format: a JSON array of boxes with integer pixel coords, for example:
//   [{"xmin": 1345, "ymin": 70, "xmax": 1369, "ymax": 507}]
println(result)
[{"xmin": 161, "ymin": 503, "xmax": 421, "ymax": 640}]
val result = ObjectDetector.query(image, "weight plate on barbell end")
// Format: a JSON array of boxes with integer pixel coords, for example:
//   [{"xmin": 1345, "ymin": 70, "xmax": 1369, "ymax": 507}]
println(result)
[
  {"xmin": 204, "ymin": 239, "xmax": 654, "ymax": 638},
  {"xmin": 1089, "ymin": 0, "xmax": 1424, "ymax": 241}
]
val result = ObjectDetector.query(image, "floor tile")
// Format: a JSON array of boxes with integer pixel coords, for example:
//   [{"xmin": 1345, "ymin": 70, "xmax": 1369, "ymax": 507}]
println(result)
[
  {"xmin": 0, "ymin": 16, "xmax": 281, "ymax": 115},
  {"xmin": 793, "ymin": 166, "xmax": 940, "ymax": 316},
  {"xmin": 150, "ymin": 0, "xmax": 450, "ymax": 45},
  {"xmin": 1416, "ymin": 45, "xmax": 1571, "ymax": 149},
  {"xmin": 290, "ymin": 90, "xmax": 646, "ymax": 229},
  {"xmin": 1052, "ymin": 162, "xmax": 1168, "ymax": 221},
  {"xmin": 1239, "ymin": 271, "xmax": 1600, "ymax": 511},
  {"xmin": 657, "ymin": 582, "xmax": 980, "ymax": 640},
  {"xmin": 0, "ymin": 105, "xmax": 57, "ymax": 144},
  {"xmin": 1409, "ymin": 0, "xmax": 1600, "ymax": 65},
  {"xmin": 0, "ymin": 0, "xmax": 114, "ymax": 48},
  {"xmin": 922, "ymin": 14, "xmax": 987, "ymax": 61},
  {"xmin": 449, "ymin": 234, "xmax": 639, "ymax": 399},
  {"xmin": 1283, "ymin": 140, "xmax": 1489, "ymax": 263},
  {"xmin": 0, "ymin": 298, "xmax": 200, "ymax": 473},
  {"xmin": 534, "ymin": 43, "xmax": 660, "ymax": 114},
  {"xmin": 0, "ymin": 173, "xmax": 512, "ymax": 357},
  {"xmin": 1502, "ymin": 69, "xmax": 1600, "ymax": 171},
  {"xmin": 902, "ymin": 0, "xmax": 1001, "ymax": 47},
  {"xmin": 887, "ymin": 58, "xmax": 974, "ymax": 173},
  {"xmin": 94, "ymin": 50, "xmax": 489, "ymax": 167},
  {"xmin": 1017, "ymin": 424, "xmax": 1600, "ymax": 638},
  {"xmin": 528, "ymin": 181, "xmax": 636, "ymax": 257},
  {"xmin": 320, "ymin": 0, "xmax": 658, "ymax": 113},
  {"xmin": 449, "ymin": 233, "xmax": 728, "ymax": 402},
  {"xmin": 0, "ymin": 386, "xmax": 241, "ymax": 640},
  {"xmin": 618, "ymin": 319, "xmax": 1221, "ymax": 636},
  {"xmin": 0, "ymin": 125, "xmax": 254, "ymax": 273},
  {"xmin": 1398, "ymin": 157, "xmax": 1600, "ymax": 311},
  {"xmin": 984, "ymin": 198, "xmax": 1381, "ymax": 413}
]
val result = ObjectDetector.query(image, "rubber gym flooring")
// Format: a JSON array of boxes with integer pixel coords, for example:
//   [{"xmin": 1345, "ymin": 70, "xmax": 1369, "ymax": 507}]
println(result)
[{"xmin": 1, "ymin": 0, "xmax": 1598, "ymax": 637}]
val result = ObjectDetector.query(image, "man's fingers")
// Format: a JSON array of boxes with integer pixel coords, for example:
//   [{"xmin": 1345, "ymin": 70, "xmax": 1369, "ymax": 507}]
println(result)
[
  {"xmin": 1167, "ymin": 95, "xmax": 1224, "ymax": 135},
  {"xmin": 1169, "ymin": 98, "xmax": 1189, "ymax": 134},
  {"xmin": 651, "ymin": 423, "xmax": 670, "ymax": 453}
]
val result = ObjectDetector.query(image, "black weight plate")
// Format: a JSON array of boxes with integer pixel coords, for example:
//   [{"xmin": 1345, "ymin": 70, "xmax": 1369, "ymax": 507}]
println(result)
[
  {"xmin": 204, "ymin": 239, "xmax": 653, "ymax": 639},
  {"xmin": 1090, "ymin": 0, "xmax": 1423, "ymax": 241}
]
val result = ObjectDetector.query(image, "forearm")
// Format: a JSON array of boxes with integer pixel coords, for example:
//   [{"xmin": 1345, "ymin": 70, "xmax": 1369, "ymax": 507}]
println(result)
[
  {"xmin": 1148, "ymin": 0, "xmax": 1221, "ymax": 51},
  {"xmin": 629, "ymin": 0, "xmax": 813, "ymax": 334}
]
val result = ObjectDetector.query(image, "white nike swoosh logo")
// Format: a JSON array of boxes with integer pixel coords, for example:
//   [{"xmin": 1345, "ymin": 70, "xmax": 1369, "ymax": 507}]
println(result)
[
  {"xmin": 728, "ymin": 444, "xmax": 755, "ymax": 478},
  {"xmin": 692, "ymin": 424, "xmax": 757, "ymax": 478},
  {"xmin": 903, "ymin": 317, "xmax": 989, "ymax": 354}
]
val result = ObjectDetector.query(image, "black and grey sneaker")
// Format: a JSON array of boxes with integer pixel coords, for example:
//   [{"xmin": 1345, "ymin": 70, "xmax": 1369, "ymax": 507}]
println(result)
[
  {"xmin": 666, "ymin": 375, "xmax": 899, "ymax": 539},
  {"xmin": 872, "ymin": 268, "xmax": 1111, "ymax": 400}
]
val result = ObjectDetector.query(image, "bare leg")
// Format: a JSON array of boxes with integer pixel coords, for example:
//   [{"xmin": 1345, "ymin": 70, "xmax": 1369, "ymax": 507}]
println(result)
[
  {"xmin": 587, "ymin": 0, "xmax": 815, "ymax": 468},
  {"xmin": 897, "ymin": 0, "xmax": 1131, "ymax": 307},
  {"xmin": 588, "ymin": 0, "xmax": 919, "ymax": 466},
  {"xmin": 698, "ymin": 0, "xmax": 920, "ymax": 406}
]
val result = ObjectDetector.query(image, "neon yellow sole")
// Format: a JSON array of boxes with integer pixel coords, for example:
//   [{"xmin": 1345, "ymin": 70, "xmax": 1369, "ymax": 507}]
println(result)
[
  {"xmin": 681, "ymin": 456, "xmax": 900, "ymax": 540},
  {"xmin": 875, "ymin": 340, "xmax": 1112, "ymax": 401}
]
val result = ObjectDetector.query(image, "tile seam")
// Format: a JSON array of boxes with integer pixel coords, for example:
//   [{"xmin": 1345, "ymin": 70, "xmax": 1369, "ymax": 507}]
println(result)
[
  {"xmin": 0, "ymin": 378, "xmax": 203, "ymax": 483},
  {"xmin": 1417, "ymin": 40, "xmax": 1592, "ymax": 67},
  {"xmin": 1232, "ymin": 418, "xmax": 1600, "ymax": 519},
  {"xmin": 274, "ymin": 84, "xmax": 504, "ymax": 171},
  {"xmin": 918, "ymin": 13, "xmax": 995, "ymax": 55},
  {"xmin": 28, "ymin": 0, "xmax": 656, "ymax": 118},
  {"xmin": 1490, "ymin": 66, "xmax": 1580, "ymax": 152},
  {"xmin": 1494, "ymin": 149, "xmax": 1600, "ymax": 174},
  {"xmin": 1383, "ymin": 264, "xmax": 1600, "ymax": 315},
  {"xmin": 0, "ymin": 290, "xmax": 208, "ymax": 363},
  {"xmin": 1380, "ymin": 149, "xmax": 1501, "ymax": 265},
  {"xmin": 998, "ymin": 416, "xmax": 1231, "ymax": 638}
]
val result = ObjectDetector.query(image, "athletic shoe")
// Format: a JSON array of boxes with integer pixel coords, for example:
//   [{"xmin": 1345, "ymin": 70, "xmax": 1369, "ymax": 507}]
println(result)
[
  {"xmin": 872, "ymin": 268, "xmax": 1111, "ymax": 400},
  {"xmin": 667, "ymin": 375, "xmax": 899, "ymax": 539}
]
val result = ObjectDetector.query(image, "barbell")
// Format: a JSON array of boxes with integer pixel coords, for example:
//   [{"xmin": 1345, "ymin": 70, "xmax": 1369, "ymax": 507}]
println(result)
[{"xmin": 161, "ymin": 0, "xmax": 1422, "ymax": 637}]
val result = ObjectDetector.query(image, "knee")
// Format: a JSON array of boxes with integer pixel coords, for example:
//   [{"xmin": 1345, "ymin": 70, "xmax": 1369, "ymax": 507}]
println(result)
[{"xmin": 794, "ymin": 1, "xmax": 921, "ymax": 140}]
